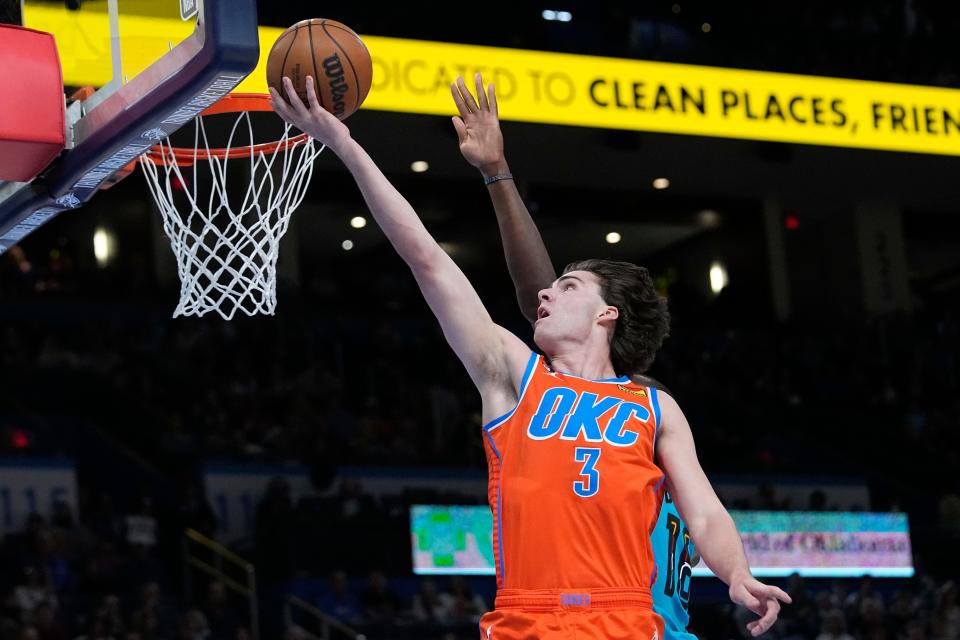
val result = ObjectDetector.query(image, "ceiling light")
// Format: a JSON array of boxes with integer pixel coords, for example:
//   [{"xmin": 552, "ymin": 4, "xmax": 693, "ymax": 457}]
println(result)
[
  {"xmin": 93, "ymin": 227, "xmax": 115, "ymax": 268},
  {"xmin": 342, "ymin": 240, "xmax": 354, "ymax": 251},
  {"xmin": 709, "ymin": 262, "xmax": 728, "ymax": 295},
  {"xmin": 653, "ymin": 177, "xmax": 670, "ymax": 189},
  {"xmin": 605, "ymin": 232, "xmax": 621, "ymax": 244},
  {"xmin": 698, "ymin": 210, "xmax": 721, "ymax": 227},
  {"xmin": 350, "ymin": 216, "xmax": 367, "ymax": 229},
  {"xmin": 411, "ymin": 160, "xmax": 429, "ymax": 173},
  {"xmin": 543, "ymin": 9, "xmax": 572, "ymax": 21}
]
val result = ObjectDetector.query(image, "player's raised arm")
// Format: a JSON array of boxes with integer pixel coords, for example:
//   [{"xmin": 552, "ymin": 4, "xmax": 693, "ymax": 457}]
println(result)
[
  {"xmin": 270, "ymin": 77, "xmax": 529, "ymax": 398},
  {"xmin": 654, "ymin": 391, "xmax": 792, "ymax": 637},
  {"xmin": 451, "ymin": 74, "xmax": 556, "ymax": 324}
]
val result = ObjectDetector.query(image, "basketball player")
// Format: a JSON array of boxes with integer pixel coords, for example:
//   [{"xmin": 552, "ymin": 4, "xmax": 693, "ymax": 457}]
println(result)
[
  {"xmin": 270, "ymin": 75, "xmax": 790, "ymax": 639},
  {"xmin": 450, "ymin": 74, "xmax": 699, "ymax": 639}
]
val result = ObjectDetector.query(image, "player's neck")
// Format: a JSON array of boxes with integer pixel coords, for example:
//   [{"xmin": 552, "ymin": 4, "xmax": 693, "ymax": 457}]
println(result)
[{"xmin": 547, "ymin": 347, "xmax": 618, "ymax": 381}]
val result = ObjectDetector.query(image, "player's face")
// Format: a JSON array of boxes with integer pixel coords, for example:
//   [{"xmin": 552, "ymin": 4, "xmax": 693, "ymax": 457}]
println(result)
[{"xmin": 533, "ymin": 270, "xmax": 612, "ymax": 349}]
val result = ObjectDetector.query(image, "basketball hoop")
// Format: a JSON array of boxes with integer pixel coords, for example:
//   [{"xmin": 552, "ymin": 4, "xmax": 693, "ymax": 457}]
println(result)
[{"xmin": 139, "ymin": 93, "xmax": 322, "ymax": 320}]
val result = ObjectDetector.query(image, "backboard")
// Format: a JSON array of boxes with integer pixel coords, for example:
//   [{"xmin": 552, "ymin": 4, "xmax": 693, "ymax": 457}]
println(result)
[{"xmin": 0, "ymin": 0, "xmax": 259, "ymax": 254}]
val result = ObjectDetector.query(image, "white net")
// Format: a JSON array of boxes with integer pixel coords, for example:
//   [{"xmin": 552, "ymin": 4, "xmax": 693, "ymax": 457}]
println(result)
[{"xmin": 140, "ymin": 109, "xmax": 322, "ymax": 320}]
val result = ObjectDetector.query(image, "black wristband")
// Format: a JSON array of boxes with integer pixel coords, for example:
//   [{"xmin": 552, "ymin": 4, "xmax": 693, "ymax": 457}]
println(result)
[{"xmin": 483, "ymin": 173, "xmax": 514, "ymax": 186}]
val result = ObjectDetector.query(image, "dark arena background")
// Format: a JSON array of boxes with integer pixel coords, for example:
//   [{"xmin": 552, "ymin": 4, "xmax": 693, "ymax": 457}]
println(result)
[{"xmin": 2, "ymin": 2, "xmax": 960, "ymax": 639}]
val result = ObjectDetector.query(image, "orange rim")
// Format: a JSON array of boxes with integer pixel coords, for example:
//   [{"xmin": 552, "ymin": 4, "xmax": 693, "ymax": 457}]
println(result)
[{"xmin": 140, "ymin": 93, "xmax": 311, "ymax": 166}]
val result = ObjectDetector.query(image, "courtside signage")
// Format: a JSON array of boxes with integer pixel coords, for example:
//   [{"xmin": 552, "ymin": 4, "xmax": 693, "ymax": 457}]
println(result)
[
  {"xmin": 25, "ymin": 4, "xmax": 960, "ymax": 156},
  {"xmin": 410, "ymin": 506, "xmax": 914, "ymax": 578}
]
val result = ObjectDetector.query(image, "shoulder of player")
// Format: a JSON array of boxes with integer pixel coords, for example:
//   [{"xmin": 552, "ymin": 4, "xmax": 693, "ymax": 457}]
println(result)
[
  {"xmin": 651, "ymin": 390, "xmax": 690, "ymax": 440},
  {"xmin": 477, "ymin": 332, "xmax": 538, "ymax": 425},
  {"xmin": 494, "ymin": 326, "xmax": 535, "ymax": 370},
  {"xmin": 484, "ymin": 325, "xmax": 539, "ymax": 393}
]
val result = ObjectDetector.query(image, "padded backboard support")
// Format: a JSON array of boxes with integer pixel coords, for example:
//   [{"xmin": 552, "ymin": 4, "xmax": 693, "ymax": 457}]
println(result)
[{"xmin": 0, "ymin": 25, "xmax": 66, "ymax": 182}]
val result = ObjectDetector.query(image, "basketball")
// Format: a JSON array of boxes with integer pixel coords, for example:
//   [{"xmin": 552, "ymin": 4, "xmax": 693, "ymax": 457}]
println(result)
[{"xmin": 266, "ymin": 19, "xmax": 372, "ymax": 120}]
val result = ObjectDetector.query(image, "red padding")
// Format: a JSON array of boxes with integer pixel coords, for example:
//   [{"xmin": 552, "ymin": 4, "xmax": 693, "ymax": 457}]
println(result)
[{"xmin": 0, "ymin": 25, "xmax": 66, "ymax": 182}]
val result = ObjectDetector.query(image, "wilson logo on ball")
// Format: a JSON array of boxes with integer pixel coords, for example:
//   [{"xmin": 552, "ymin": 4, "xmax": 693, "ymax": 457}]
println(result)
[{"xmin": 322, "ymin": 53, "xmax": 348, "ymax": 118}]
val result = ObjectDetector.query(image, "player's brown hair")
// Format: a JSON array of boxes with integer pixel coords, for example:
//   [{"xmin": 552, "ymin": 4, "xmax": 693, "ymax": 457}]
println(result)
[{"xmin": 563, "ymin": 259, "xmax": 670, "ymax": 376}]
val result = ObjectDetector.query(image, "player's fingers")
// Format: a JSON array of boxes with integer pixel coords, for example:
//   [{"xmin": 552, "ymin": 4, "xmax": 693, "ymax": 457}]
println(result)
[
  {"xmin": 451, "ymin": 116, "xmax": 467, "ymax": 143},
  {"xmin": 746, "ymin": 617, "xmax": 768, "ymax": 637},
  {"xmin": 769, "ymin": 586, "xmax": 792, "ymax": 604},
  {"xmin": 450, "ymin": 82, "xmax": 469, "ymax": 117},
  {"xmin": 305, "ymin": 76, "xmax": 322, "ymax": 112},
  {"xmin": 752, "ymin": 598, "xmax": 780, "ymax": 635},
  {"xmin": 475, "ymin": 72, "xmax": 489, "ymax": 111},
  {"xmin": 736, "ymin": 586, "xmax": 762, "ymax": 613},
  {"xmin": 268, "ymin": 87, "xmax": 293, "ymax": 120},
  {"xmin": 457, "ymin": 75, "xmax": 480, "ymax": 113},
  {"xmin": 488, "ymin": 83, "xmax": 498, "ymax": 117},
  {"xmin": 282, "ymin": 77, "xmax": 309, "ymax": 116}
]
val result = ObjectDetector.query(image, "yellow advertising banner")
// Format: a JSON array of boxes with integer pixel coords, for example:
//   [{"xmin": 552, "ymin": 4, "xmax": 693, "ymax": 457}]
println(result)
[{"xmin": 24, "ymin": 4, "xmax": 960, "ymax": 156}]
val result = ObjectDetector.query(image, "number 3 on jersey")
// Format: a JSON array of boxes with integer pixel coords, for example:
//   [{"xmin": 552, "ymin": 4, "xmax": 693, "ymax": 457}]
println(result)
[{"xmin": 573, "ymin": 447, "xmax": 601, "ymax": 497}]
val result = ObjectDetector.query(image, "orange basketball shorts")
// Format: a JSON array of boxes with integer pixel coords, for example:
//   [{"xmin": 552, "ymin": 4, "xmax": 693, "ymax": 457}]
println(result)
[{"xmin": 478, "ymin": 588, "xmax": 664, "ymax": 640}]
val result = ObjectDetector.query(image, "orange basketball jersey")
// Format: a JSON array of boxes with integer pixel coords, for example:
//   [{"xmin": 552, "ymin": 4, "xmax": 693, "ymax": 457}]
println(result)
[{"xmin": 483, "ymin": 352, "xmax": 666, "ymax": 591}]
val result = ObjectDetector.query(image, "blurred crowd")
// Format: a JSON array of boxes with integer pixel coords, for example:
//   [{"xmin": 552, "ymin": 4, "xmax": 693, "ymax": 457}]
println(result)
[
  {"xmin": 2, "ymin": 496, "xmax": 960, "ymax": 640},
  {"xmin": 0, "ymin": 494, "xmax": 247, "ymax": 640},
  {"xmin": 692, "ymin": 573, "xmax": 960, "ymax": 639},
  {"xmin": 2, "ymin": 283, "xmax": 958, "ymax": 516}
]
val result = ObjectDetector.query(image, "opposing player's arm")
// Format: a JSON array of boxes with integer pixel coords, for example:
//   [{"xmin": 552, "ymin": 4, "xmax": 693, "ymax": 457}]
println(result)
[
  {"xmin": 270, "ymin": 77, "xmax": 530, "ymax": 397},
  {"xmin": 655, "ymin": 391, "xmax": 791, "ymax": 638},
  {"xmin": 451, "ymin": 74, "xmax": 556, "ymax": 324}
]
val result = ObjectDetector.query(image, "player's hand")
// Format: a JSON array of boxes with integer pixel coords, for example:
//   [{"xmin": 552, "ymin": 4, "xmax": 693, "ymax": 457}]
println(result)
[
  {"xmin": 728, "ymin": 573, "xmax": 792, "ymax": 637},
  {"xmin": 450, "ymin": 73, "xmax": 508, "ymax": 177},
  {"xmin": 270, "ymin": 76, "xmax": 352, "ymax": 152}
]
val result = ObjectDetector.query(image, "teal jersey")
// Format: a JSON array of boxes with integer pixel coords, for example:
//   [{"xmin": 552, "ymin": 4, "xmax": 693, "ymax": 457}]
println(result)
[{"xmin": 651, "ymin": 490, "xmax": 698, "ymax": 639}]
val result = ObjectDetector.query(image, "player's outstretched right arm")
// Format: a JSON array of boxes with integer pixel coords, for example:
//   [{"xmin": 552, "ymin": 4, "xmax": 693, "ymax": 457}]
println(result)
[
  {"xmin": 270, "ymin": 77, "xmax": 529, "ymax": 405},
  {"xmin": 451, "ymin": 74, "xmax": 556, "ymax": 324}
]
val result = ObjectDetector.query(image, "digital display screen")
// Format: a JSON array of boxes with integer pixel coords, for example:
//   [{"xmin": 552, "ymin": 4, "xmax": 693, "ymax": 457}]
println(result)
[
  {"xmin": 410, "ymin": 506, "xmax": 914, "ymax": 578},
  {"xmin": 692, "ymin": 511, "xmax": 914, "ymax": 578},
  {"xmin": 411, "ymin": 505, "xmax": 496, "ymax": 575}
]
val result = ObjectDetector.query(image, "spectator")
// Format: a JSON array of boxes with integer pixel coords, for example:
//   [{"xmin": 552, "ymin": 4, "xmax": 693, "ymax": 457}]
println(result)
[
  {"xmin": 448, "ymin": 577, "xmax": 486, "ymax": 624},
  {"xmin": 358, "ymin": 572, "xmax": 402, "ymax": 625},
  {"xmin": 31, "ymin": 602, "xmax": 65, "ymax": 640},
  {"xmin": 409, "ymin": 579, "xmax": 453, "ymax": 624},
  {"xmin": 254, "ymin": 478, "xmax": 296, "ymax": 587},
  {"xmin": 130, "ymin": 582, "xmax": 177, "ymax": 639},
  {"xmin": 177, "ymin": 610, "xmax": 209, "ymax": 640},
  {"xmin": 316, "ymin": 572, "xmax": 361, "ymax": 625},
  {"xmin": 816, "ymin": 609, "xmax": 854, "ymax": 640},
  {"xmin": 779, "ymin": 573, "xmax": 818, "ymax": 638},
  {"xmin": 889, "ymin": 589, "xmax": 919, "ymax": 634},
  {"xmin": 932, "ymin": 581, "xmax": 960, "ymax": 639},
  {"xmin": 129, "ymin": 608, "xmax": 161, "ymax": 640},
  {"xmin": 13, "ymin": 566, "xmax": 56, "ymax": 624},
  {"xmin": 202, "ymin": 582, "xmax": 241, "ymax": 640},
  {"xmin": 94, "ymin": 595, "xmax": 126, "ymax": 640}
]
